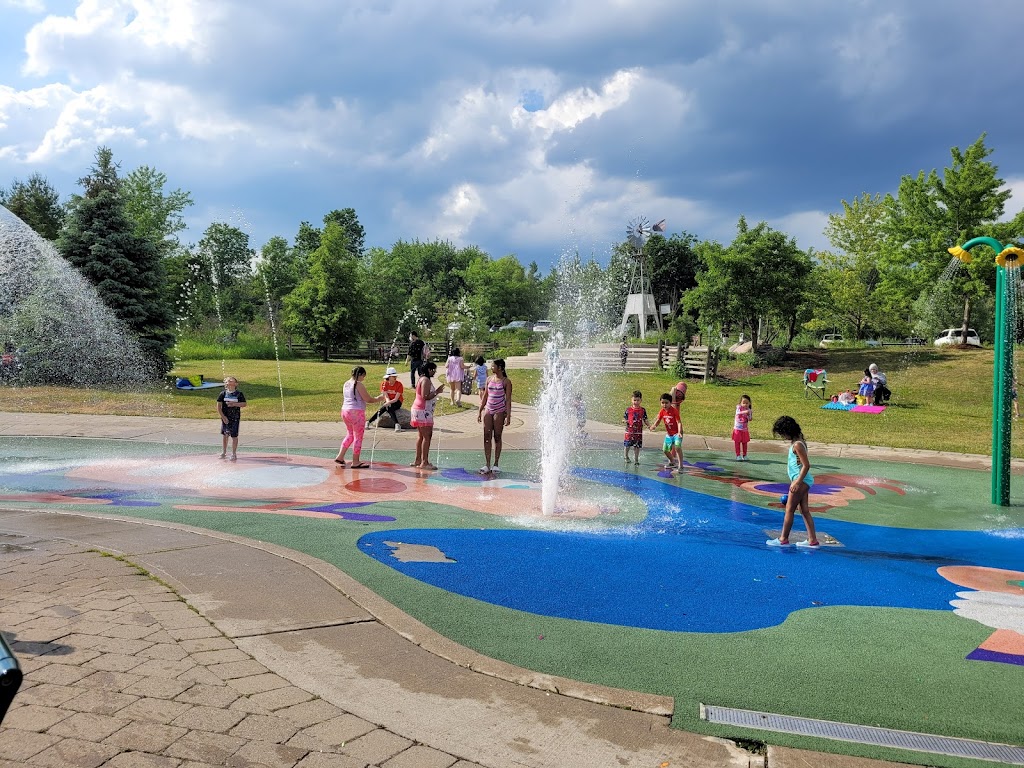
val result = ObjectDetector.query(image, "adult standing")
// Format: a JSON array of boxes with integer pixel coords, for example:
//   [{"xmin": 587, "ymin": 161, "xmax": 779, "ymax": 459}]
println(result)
[
  {"xmin": 445, "ymin": 346, "xmax": 466, "ymax": 406},
  {"xmin": 477, "ymin": 358, "xmax": 512, "ymax": 475},
  {"xmin": 407, "ymin": 331, "xmax": 425, "ymax": 388},
  {"xmin": 336, "ymin": 366, "xmax": 394, "ymax": 469},
  {"xmin": 869, "ymin": 363, "xmax": 890, "ymax": 405}
]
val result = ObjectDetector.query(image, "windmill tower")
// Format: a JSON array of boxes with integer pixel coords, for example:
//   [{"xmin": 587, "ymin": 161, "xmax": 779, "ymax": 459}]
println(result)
[{"xmin": 620, "ymin": 216, "xmax": 664, "ymax": 340}]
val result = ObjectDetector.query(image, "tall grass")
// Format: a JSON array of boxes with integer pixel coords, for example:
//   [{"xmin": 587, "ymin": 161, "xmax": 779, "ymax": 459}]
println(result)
[{"xmin": 170, "ymin": 329, "xmax": 289, "ymax": 361}]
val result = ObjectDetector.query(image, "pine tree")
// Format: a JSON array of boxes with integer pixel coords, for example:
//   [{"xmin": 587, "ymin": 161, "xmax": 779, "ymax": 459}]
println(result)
[{"xmin": 57, "ymin": 147, "xmax": 174, "ymax": 368}]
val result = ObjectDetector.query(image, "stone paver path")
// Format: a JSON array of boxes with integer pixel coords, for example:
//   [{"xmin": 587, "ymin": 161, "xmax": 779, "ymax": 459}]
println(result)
[{"xmin": 0, "ymin": 540, "xmax": 480, "ymax": 768}]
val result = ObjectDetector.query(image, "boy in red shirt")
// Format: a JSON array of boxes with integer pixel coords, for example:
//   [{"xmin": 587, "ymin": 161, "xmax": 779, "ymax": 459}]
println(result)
[
  {"xmin": 622, "ymin": 390, "xmax": 649, "ymax": 465},
  {"xmin": 651, "ymin": 391, "xmax": 683, "ymax": 470}
]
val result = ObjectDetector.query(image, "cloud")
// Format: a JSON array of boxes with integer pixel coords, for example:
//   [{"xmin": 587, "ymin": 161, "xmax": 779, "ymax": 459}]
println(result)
[{"xmin": 3, "ymin": 0, "xmax": 1024, "ymax": 270}]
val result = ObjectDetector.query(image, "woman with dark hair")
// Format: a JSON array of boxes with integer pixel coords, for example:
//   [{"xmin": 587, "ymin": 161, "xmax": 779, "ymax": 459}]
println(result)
[
  {"xmin": 410, "ymin": 360, "xmax": 445, "ymax": 470},
  {"xmin": 336, "ymin": 366, "xmax": 394, "ymax": 469},
  {"xmin": 477, "ymin": 358, "xmax": 512, "ymax": 475},
  {"xmin": 767, "ymin": 415, "xmax": 819, "ymax": 548}
]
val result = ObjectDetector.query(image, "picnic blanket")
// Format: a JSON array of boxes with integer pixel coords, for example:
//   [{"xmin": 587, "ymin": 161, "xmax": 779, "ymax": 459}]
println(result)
[
  {"xmin": 821, "ymin": 402, "xmax": 886, "ymax": 413},
  {"xmin": 851, "ymin": 404, "xmax": 886, "ymax": 414},
  {"xmin": 175, "ymin": 382, "xmax": 224, "ymax": 390},
  {"xmin": 175, "ymin": 376, "xmax": 223, "ymax": 391},
  {"xmin": 821, "ymin": 401, "xmax": 855, "ymax": 411}
]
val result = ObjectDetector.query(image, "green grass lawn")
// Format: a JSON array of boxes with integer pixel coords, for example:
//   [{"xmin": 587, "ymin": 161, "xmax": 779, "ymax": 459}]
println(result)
[{"xmin": 0, "ymin": 346, "xmax": 1012, "ymax": 456}]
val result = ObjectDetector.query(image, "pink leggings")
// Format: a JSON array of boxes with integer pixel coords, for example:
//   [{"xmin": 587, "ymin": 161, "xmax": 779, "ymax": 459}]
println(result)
[{"xmin": 341, "ymin": 409, "xmax": 366, "ymax": 455}]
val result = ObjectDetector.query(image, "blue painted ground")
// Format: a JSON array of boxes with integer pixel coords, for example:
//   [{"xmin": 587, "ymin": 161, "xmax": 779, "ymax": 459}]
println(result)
[{"xmin": 358, "ymin": 468, "xmax": 1024, "ymax": 633}]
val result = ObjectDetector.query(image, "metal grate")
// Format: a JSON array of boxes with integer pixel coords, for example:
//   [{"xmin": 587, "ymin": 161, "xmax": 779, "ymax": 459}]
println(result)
[{"xmin": 702, "ymin": 704, "xmax": 1024, "ymax": 765}]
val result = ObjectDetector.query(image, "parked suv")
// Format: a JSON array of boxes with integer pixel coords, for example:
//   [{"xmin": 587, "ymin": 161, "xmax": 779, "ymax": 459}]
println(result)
[
  {"xmin": 532, "ymin": 320, "xmax": 553, "ymax": 333},
  {"xmin": 934, "ymin": 328, "xmax": 981, "ymax": 347},
  {"xmin": 818, "ymin": 334, "xmax": 844, "ymax": 348}
]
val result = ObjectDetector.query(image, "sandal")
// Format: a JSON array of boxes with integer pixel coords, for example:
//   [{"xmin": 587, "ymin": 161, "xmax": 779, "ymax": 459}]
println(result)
[
  {"xmin": 334, "ymin": 459, "xmax": 346, "ymax": 466},
  {"xmin": 351, "ymin": 463, "xmax": 370, "ymax": 469},
  {"xmin": 410, "ymin": 462, "xmax": 421, "ymax": 467},
  {"xmin": 420, "ymin": 463, "xmax": 438, "ymax": 471}
]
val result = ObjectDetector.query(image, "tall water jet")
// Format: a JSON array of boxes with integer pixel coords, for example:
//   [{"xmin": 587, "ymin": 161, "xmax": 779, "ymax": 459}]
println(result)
[
  {"xmin": 0, "ymin": 205, "xmax": 157, "ymax": 387},
  {"xmin": 536, "ymin": 252, "xmax": 615, "ymax": 514}
]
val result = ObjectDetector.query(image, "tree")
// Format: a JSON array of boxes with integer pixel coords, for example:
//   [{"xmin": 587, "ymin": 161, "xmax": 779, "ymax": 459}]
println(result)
[
  {"xmin": 647, "ymin": 232, "xmax": 700, "ymax": 315},
  {"xmin": 0, "ymin": 173, "xmax": 65, "ymax": 240},
  {"xmin": 121, "ymin": 166, "xmax": 192, "ymax": 258},
  {"xmin": 820, "ymin": 193, "xmax": 899, "ymax": 338},
  {"xmin": 255, "ymin": 235, "xmax": 300, "ymax": 315},
  {"xmin": 883, "ymin": 135, "xmax": 1014, "ymax": 339},
  {"xmin": 323, "ymin": 208, "xmax": 366, "ymax": 256},
  {"xmin": 685, "ymin": 217, "xmax": 812, "ymax": 351},
  {"xmin": 198, "ymin": 223, "xmax": 258, "ymax": 328},
  {"xmin": 284, "ymin": 222, "xmax": 364, "ymax": 359},
  {"xmin": 57, "ymin": 147, "xmax": 173, "ymax": 366}
]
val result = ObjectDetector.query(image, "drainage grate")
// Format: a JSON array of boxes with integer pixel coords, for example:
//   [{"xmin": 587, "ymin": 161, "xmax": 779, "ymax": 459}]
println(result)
[{"xmin": 701, "ymin": 704, "xmax": 1024, "ymax": 765}]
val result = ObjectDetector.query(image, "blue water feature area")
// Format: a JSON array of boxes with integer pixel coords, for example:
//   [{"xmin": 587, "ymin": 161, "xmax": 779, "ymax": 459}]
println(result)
[{"xmin": 359, "ymin": 468, "xmax": 1024, "ymax": 633}]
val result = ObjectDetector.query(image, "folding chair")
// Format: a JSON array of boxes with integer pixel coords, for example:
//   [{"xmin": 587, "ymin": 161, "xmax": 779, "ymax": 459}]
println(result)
[{"xmin": 803, "ymin": 368, "xmax": 829, "ymax": 400}]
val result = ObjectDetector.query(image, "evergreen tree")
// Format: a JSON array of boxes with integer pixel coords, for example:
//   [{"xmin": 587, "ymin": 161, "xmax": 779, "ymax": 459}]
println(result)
[
  {"xmin": 57, "ymin": 147, "xmax": 173, "ymax": 368},
  {"xmin": 0, "ymin": 172, "xmax": 65, "ymax": 240}
]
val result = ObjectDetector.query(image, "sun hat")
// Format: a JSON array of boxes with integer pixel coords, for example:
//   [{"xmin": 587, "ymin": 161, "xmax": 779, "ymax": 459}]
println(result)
[{"xmin": 384, "ymin": 367, "xmax": 398, "ymax": 377}]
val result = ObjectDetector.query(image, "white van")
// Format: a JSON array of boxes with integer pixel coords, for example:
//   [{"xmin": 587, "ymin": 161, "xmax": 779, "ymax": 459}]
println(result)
[{"xmin": 934, "ymin": 328, "xmax": 981, "ymax": 347}]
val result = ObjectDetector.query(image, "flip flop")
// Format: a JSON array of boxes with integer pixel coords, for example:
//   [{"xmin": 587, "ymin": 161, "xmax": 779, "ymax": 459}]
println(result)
[
  {"xmin": 351, "ymin": 463, "xmax": 370, "ymax": 469},
  {"xmin": 334, "ymin": 459, "xmax": 346, "ymax": 466}
]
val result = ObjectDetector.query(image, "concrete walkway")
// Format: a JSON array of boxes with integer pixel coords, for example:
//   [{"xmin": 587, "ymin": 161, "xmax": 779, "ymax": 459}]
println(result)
[{"xmin": 0, "ymin": 405, "xmax": 991, "ymax": 768}]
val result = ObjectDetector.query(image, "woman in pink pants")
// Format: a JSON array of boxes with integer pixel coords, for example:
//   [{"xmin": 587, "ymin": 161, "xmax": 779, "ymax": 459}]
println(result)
[{"xmin": 336, "ymin": 366, "xmax": 394, "ymax": 468}]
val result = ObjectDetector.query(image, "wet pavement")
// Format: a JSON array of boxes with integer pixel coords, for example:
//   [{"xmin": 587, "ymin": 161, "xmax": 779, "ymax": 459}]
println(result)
[{"xmin": 0, "ymin": 405, "xmax": 1009, "ymax": 768}]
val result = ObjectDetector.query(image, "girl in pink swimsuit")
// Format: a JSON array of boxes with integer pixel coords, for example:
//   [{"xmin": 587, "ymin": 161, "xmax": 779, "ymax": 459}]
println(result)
[
  {"xmin": 477, "ymin": 358, "xmax": 512, "ymax": 475},
  {"xmin": 410, "ymin": 360, "xmax": 445, "ymax": 470}
]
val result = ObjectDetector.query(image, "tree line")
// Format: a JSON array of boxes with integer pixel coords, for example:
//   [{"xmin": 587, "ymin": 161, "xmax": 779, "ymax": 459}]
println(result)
[{"xmin": 3, "ymin": 134, "xmax": 1021, "ymax": 371}]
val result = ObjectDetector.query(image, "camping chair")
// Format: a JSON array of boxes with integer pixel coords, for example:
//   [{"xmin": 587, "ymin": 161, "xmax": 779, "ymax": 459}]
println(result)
[{"xmin": 803, "ymin": 368, "xmax": 829, "ymax": 400}]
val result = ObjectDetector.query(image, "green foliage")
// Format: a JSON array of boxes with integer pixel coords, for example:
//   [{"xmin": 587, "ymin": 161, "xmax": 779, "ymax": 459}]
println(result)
[
  {"xmin": 57, "ymin": 146, "xmax": 173, "ymax": 365},
  {"xmin": 685, "ymin": 217, "xmax": 812, "ymax": 351},
  {"xmin": 121, "ymin": 165, "xmax": 192, "ymax": 258},
  {"xmin": 0, "ymin": 172, "xmax": 65, "ymax": 240},
  {"xmin": 283, "ymin": 221, "xmax": 364, "ymax": 358}
]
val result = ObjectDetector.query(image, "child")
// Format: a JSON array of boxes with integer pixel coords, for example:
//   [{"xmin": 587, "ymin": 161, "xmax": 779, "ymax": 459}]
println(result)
[
  {"xmin": 217, "ymin": 376, "xmax": 247, "ymax": 461},
  {"xmin": 837, "ymin": 389, "xmax": 855, "ymax": 406},
  {"xmin": 767, "ymin": 415, "xmax": 819, "ymax": 548},
  {"xmin": 733, "ymin": 394, "xmax": 752, "ymax": 460},
  {"xmin": 651, "ymin": 392, "xmax": 683, "ymax": 470},
  {"xmin": 622, "ymin": 390, "xmax": 649, "ymax": 465},
  {"xmin": 474, "ymin": 356, "xmax": 488, "ymax": 395},
  {"xmin": 858, "ymin": 368, "xmax": 874, "ymax": 402},
  {"xmin": 619, "ymin": 338, "xmax": 629, "ymax": 371}
]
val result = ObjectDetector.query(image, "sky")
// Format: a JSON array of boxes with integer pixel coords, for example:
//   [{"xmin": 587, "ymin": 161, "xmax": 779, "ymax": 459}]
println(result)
[{"xmin": 2, "ymin": 0, "xmax": 1024, "ymax": 273}]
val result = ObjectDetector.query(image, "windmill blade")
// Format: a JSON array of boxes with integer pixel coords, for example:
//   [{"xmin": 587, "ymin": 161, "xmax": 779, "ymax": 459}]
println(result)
[{"xmin": 652, "ymin": 219, "xmax": 666, "ymax": 232}]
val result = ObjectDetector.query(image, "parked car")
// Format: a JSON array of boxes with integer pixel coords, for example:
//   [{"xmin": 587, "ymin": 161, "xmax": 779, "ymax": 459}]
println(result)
[
  {"xmin": 934, "ymin": 328, "xmax": 982, "ymax": 347},
  {"xmin": 532, "ymin": 320, "xmax": 553, "ymax": 333},
  {"xmin": 498, "ymin": 320, "xmax": 531, "ymax": 332},
  {"xmin": 864, "ymin": 339, "xmax": 882, "ymax": 348},
  {"xmin": 818, "ymin": 334, "xmax": 844, "ymax": 348}
]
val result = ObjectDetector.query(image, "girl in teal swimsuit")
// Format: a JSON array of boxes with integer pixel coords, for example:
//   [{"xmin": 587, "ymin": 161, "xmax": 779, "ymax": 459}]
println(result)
[{"xmin": 767, "ymin": 416, "xmax": 820, "ymax": 548}]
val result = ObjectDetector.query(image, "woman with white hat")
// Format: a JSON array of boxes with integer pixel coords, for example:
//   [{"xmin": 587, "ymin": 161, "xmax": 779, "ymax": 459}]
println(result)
[{"xmin": 367, "ymin": 367, "xmax": 405, "ymax": 432}]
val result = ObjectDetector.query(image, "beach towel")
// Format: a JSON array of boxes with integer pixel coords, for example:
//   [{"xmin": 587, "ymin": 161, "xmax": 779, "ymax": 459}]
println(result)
[
  {"xmin": 821, "ymin": 402, "xmax": 855, "ymax": 411},
  {"xmin": 851, "ymin": 405, "xmax": 886, "ymax": 414}
]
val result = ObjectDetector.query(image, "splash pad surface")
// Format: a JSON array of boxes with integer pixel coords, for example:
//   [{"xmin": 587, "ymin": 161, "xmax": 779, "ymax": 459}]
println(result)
[{"xmin": 1, "ymin": 436, "xmax": 1022, "ymax": 765}]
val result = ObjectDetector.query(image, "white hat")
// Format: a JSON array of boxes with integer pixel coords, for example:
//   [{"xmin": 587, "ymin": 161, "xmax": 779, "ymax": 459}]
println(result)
[{"xmin": 384, "ymin": 367, "xmax": 398, "ymax": 377}]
